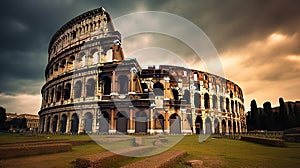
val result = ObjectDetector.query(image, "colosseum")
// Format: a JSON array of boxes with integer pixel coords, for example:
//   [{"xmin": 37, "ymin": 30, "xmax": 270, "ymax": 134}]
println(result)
[{"xmin": 38, "ymin": 7, "xmax": 247, "ymax": 135}]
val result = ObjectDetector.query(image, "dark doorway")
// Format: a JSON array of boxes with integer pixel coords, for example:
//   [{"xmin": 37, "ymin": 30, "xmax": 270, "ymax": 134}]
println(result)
[
  {"xmin": 116, "ymin": 112, "xmax": 128, "ymax": 133},
  {"xmin": 84, "ymin": 112, "xmax": 93, "ymax": 132},
  {"xmin": 70, "ymin": 113, "xmax": 79, "ymax": 133},
  {"xmin": 99, "ymin": 111, "xmax": 109, "ymax": 133},
  {"xmin": 170, "ymin": 113, "xmax": 181, "ymax": 134},
  {"xmin": 135, "ymin": 111, "xmax": 148, "ymax": 133}
]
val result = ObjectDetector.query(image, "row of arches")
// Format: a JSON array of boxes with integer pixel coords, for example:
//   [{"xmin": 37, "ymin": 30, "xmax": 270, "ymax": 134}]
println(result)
[
  {"xmin": 40, "ymin": 111, "xmax": 183, "ymax": 134},
  {"xmin": 195, "ymin": 117, "xmax": 242, "ymax": 134},
  {"xmin": 50, "ymin": 9, "xmax": 111, "ymax": 56}
]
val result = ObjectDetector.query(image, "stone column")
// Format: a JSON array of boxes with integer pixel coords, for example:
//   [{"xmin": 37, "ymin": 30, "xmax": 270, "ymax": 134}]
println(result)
[
  {"xmin": 66, "ymin": 113, "xmax": 71, "ymax": 133},
  {"xmin": 164, "ymin": 112, "xmax": 170, "ymax": 134},
  {"xmin": 128, "ymin": 107, "xmax": 134, "ymax": 134},
  {"xmin": 149, "ymin": 108, "xmax": 154, "ymax": 134},
  {"xmin": 93, "ymin": 110, "xmax": 97, "ymax": 133},
  {"xmin": 129, "ymin": 68, "xmax": 136, "ymax": 94},
  {"xmin": 109, "ymin": 109, "xmax": 116, "ymax": 133}
]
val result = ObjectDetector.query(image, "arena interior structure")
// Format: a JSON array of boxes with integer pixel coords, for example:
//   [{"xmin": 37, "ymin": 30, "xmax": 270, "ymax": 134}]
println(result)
[{"xmin": 38, "ymin": 7, "xmax": 247, "ymax": 135}]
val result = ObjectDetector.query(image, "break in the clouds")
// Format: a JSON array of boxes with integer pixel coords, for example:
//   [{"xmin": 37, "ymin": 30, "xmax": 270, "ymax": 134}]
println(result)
[{"xmin": 0, "ymin": 0, "xmax": 299, "ymax": 114}]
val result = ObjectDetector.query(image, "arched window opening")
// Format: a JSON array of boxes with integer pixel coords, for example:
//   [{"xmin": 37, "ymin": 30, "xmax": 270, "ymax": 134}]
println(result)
[
  {"xmin": 70, "ymin": 113, "xmax": 79, "ymax": 133},
  {"xmin": 212, "ymin": 95, "xmax": 217, "ymax": 109},
  {"xmin": 60, "ymin": 114, "xmax": 68, "ymax": 133},
  {"xmin": 182, "ymin": 89, "xmax": 191, "ymax": 104},
  {"xmin": 56, "ymin": 86, "xmax": 62, "ymax": 102},
  {"xmin": 231, "ymin": 100, "xmax": 235, "ymax": 113},
  {"xmin": 226, "ymin": 98, "xmax": 230, "ymax": 112},
  {"xmin": 214, "ymin": 118, "xmax": 220, "ymax": 134},
  {"xmin": 84, "ymin": 112, "xmax": 93, "ymax": 132},
  {"xmin": 222, "ymin": 120, "xmax": 226, "ymax": 134},
  {"xmin": 194, "ymin": 93, "xmax": 200, "ymax": 108},
  {"xmin": 116, "ymin": 112, "xmax": 128, "ymax": 133},
  {"xmin": 99, "ymin": 111, "xmax": 109, "ymax": 133},
  {"xmin": 220, "ymin": 96, "xmax": 224, "ymax": 112},
  {"xmin": 204, "ymin": 93, "xmax": 210, "ymax": 109},
  {"xmin": 205, "ymin": 117, "xmax": 212, "ymax": 135},
  {"xmin": 195, "ymin": 116, "xmax": 203, "ymax": 134},
  {"xmin": 153, "ymin": 82, "xmax": 164, "ymax": 96},
  {"xmin": 91, "ymin": 50, "xmax": 99, "ymax": 64},
  {"xmin": 170, "ymin": 113, "xmax": 181, "ymax": 134},
  {"xmin": 135, "ymin": 111, "xmax": 148, "ymax": 133},
  {"xmin": 118, "ymin": 75, "xmax": 129, "ymax": 94},
  {"xmin": 103, "ymin": 77, "xmax": 111, "ymax": 95},
  {"xmin": 50, "ymin": 88, "xmax": 54, "ymax": 103},
  {"xmin": 86, "ymin": 78, "xmax": 96, "ymax": 97},
  {"xmin": 74, "ymin": 81, "xmax": 82, "ymax": 98},
  {"xmin": 157, "ymin": 114, "xmax": 164, "ymax": 131},
  {"xmin": 64, "ymin": 83, "xmax": 71, "ymax": 100},
  {"xmin": 52, "ymin": 115, "xmax": 58, "ymax": 133}
]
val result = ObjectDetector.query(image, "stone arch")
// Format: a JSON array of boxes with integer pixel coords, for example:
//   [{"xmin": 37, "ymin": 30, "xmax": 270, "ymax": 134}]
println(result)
[
  {"xmin": 86, "ymin": 78, "xmax": 96, "ymax": 97},
  {"xmin": 74, "ymin": 80, "xmax": 82, "ymax": 98},
  {"xmin": 205, "ymin": 117, "xmax": 212, "ymax": 135},
  {"xmin": 182, "ymin": 89, "xmax": 190, "ymax": 104},
  {"xmin": 221, "ymin": 119, "xmax": 226, "ymax": 134},
  {"xmin": 212, "ymin": 95, "xmax": 217, "ymax": 109},
  {"xmin": 46, "ymin": 116, "xmax": 51, "ymax": 133},
  {"xmin": 157, "ymin": 114, "xmax": 165, "ymax": 131},
  {"xmin": 60, "ymin": 114, "xmax": 67, "ymax": 133},
  {"xmin": 50, "ymin": 88, "xmax": 54, "ymax": 103},
  {"xmin": 135, "ymin": 111, "xmax": 148, "ymax": 133},
  {"xmin": 169, "ymin": 113, "xmax": 181, "ymax": 134},
  {"xmin": 231, "ymin": 100, "xmax": 235, "ymax": 114},
  {"xmin": 214, "ymin": 118, "xmax": 220, "ymax": 134},
  {"xmin": 116, "ymin": 112, "xmax": 128, "ymax": 133},
  {"xmin": 233, "ymin": 120, "xmax": 237, "ymax": 134},
  {"xmin": 103, "ymin": 76, "xmax": 111, "ymax": 95},
  {"xmin": 118, "ymin": 75, "xmax": 129, "ymax": 94},
  {"xmin": 195, "ymin": 116, "xmax": 203, "ymax": 134},
  {"xmin": 56, "ymin": 85, "xmax": 62, "ymax": 102},
  {"xmin": 70, "ymin": 113, "xmax": 79, "ymax": 134},
  {"xmin": 79, "ymin": 52, "xmax": 86, "ymax": 67},
  {"xmin": 220, "ymin": 96, "xmax": 224, "ymax": 112},
  {"xmin": 226, "ymin": 98, "xmax": 230, "ymax": 112},
  {"xmin": 237, "ymin": 121, "xmax": 240, "ymax": 133},
  {"xmin": 194, "ymin": 92, "xmax": 200, "ymax": 108},
  {"xmin": 228, "ymin": 120, "xmax": 232, "ymax": 134},
  {"xmin": 204, "ymin": 93, "xmax": 210, "ymax": 109},
  {"xmin": 52, "ymin": 115, "xmax": 58, "ymax": 133},
  {"xmin": 153, "ymin": 82, "xmax": 164, "ymax": 96},
  {"xmin": 84, "ymin": 112, "xmax": 93, "ymax": 132},
  {"xmin": 99, "ymin": 111, "xmax": 109, "ymax": 133},
  {"xmin": 64, "ymin": 83, "xmax": 71, "ymax": 100},
  {"xmin": 91, "ymin": 49, "xmax": 99, "ymax": 64}
]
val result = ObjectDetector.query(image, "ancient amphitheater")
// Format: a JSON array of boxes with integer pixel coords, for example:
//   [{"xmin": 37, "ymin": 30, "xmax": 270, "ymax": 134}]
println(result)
[{"xmin": 38, "ymin": 7, "xmax": 247, "ymax": 135}]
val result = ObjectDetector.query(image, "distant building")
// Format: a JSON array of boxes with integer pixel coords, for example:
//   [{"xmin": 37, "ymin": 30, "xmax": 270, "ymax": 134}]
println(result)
[{"xmin": 6, "ymin": 113, "xmax": 39, "ymax": 131}]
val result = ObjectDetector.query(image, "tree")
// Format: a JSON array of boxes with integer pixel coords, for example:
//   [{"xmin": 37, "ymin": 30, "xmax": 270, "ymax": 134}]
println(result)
[
  {"xmin": 279, "ymin": 98, "xmax": 288, "ymax": 130},
  {"xmin": 250, "ymin": 99, "xmax": 260, "ymax": 130},
  {"xmin": 0, "ymin": 107, "xmax": 7, "ymax": 129},
  {"xmin": 263, "ymin": 101, "xmax": 273, "ymax": 130},
  {"xmin": 294, "ymin": 104, "xmax": 300, "ymax": 126}
]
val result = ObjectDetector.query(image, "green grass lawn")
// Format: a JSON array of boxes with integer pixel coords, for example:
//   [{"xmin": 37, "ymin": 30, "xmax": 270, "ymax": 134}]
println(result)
[{"xmin": 1, "ymin": 133, "xmax": 300, "ymax": 168}]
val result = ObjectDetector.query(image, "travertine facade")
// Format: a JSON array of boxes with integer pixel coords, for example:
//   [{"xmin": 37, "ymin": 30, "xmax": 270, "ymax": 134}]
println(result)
[{"xmin": 38, "ymin": 7, "xmax": 246, "ymax": 134}]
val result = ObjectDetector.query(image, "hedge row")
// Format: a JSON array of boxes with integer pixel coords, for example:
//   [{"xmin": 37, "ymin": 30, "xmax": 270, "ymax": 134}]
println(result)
[
  {"xmin": 241, "ymin": 136, "xmax": 286, "ymax": 147},
  {"xmin": 0, "ymin": 143, "xmax": 72, "ymax": 159}
]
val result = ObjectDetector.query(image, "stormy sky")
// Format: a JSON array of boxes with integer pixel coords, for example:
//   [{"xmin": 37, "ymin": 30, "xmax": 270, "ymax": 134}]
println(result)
[{"xmin": 0, "ymin": 0, "xmax": 299, "ymax": 114}]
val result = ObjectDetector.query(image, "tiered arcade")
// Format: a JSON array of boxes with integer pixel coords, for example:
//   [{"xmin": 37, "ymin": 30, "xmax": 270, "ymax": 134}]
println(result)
[{"xmin": 38, "ymin": 7, "xmax": 247, "ymax": 134}]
